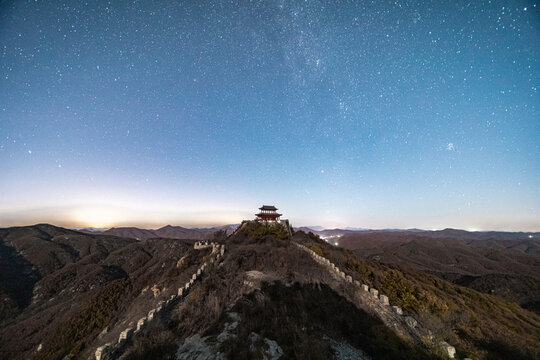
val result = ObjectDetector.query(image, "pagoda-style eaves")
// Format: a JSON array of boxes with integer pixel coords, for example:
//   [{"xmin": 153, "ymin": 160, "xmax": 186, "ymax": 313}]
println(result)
[
  {"xmin": 255, "ymin": 212, "xmax": 282, "ymax": 217},
  {"xmin": 259, "ymin": 205, "xmax": 278, "ymax": 211}
]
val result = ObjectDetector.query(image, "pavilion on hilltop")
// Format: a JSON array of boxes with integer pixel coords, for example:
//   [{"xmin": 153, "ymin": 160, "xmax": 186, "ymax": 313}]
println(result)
[
  {"xmin": 255, "ymin": 205, "xmax": 282, "ymax": 222},
  {"xmin": 229, "ymin": 205, "xmax": 292, "ymax": 239}
]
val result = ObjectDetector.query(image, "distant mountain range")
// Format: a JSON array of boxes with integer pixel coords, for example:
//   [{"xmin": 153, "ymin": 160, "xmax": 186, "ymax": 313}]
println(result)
[
  {"xmin": 298, "ymin": 226, "xmax": 538, "ymax": 240},
  {"xmin": 77, "ymin": 224, "xmax": 238, "ymax": 240},
  {"xmin": 332, "ymin": 229, "xmax": 540, "ymax": 313}
]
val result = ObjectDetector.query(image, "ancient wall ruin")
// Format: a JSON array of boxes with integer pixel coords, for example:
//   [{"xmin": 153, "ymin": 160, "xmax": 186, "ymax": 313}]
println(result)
[
  {"xmin": 293, "ymin": 242, "xmax": 457, "ymax": 359},
  {"xmin": 94, "ymin": 242, "xmax": 226, "ymax": 360}
]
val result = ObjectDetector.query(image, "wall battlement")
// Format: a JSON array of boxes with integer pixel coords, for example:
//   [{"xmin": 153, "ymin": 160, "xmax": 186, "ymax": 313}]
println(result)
[
  {"xmin": 93, "ymin": 243, "xmax": 226, "ymax": 360},
  {"xmin": 293, "ymin": 242, "xmax": 458, "ymax": 359}
]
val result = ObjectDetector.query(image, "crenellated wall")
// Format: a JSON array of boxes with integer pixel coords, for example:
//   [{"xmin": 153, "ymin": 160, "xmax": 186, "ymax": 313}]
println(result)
[
  {"xmin": 193, "ymin": 240, "xmax": 211, "ymax": 249},
  {"xmin": 293, "ymin": 242, "xmax": 458, "ymax": 359},
  {"xmin": 93, "ymin": 243, "xmax": 226, "ymax": 359}
]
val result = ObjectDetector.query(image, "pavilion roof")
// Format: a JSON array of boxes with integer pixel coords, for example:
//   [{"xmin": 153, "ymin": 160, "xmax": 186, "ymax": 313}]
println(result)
[{"xmin": 259, "ymin": 205, "xmax": 278, "ymax": 211}]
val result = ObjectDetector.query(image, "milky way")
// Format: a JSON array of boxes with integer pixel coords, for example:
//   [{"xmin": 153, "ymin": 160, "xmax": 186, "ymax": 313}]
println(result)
[{"xmin": 0, "ymin": 1, "xmax": 539, "ymax": 230}]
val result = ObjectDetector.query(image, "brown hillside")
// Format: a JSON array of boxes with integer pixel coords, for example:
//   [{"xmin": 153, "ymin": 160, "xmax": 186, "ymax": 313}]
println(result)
[{"xmin": 0, "ymin": 223, "xmax": 539, "ymax": 360}]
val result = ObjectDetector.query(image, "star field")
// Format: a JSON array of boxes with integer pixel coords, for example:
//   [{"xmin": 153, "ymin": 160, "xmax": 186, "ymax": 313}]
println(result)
[{"xmin": 0, "ymin": 1, "xmax": 539, "ymax": 230}]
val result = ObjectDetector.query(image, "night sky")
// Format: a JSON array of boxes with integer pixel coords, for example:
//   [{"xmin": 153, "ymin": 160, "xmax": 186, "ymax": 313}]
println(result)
[{"xmin": 1, "ymin": 1, "xmax": 539, "ymax": 230}]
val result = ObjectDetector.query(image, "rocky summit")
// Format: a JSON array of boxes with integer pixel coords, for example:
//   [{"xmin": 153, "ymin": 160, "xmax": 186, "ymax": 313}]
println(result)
[{"xmin": 0, "ymin": 222, "xmax": 539, "ymax": 360}]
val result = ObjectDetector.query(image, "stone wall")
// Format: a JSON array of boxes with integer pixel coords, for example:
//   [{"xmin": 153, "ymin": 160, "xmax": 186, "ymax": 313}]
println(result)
[
  {"xmin": 194, "ymin": 240, "xmax": 211, "ymax": 249},
  {"xmin": 95, "ymin": 343, "xmax": 114, "ymax": 360},
  {"xmin": 279, "ymin": 219, "xmax": 293, "ymax": 239},
  {"xmin": 293, "ymin": 242, "xmax": 457, "ymax": 360},
  {"xmin": 93, "ymin": 243, "xmax": 226, "ymax": 359}
]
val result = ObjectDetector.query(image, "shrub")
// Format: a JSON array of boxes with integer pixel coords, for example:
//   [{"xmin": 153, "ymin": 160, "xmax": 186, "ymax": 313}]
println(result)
[
  {"xmin": 242, "ymin": 222, "xmax": 289, "ymax": 241},
  {"xmin": 123, "ymin": 326, "xmax": 177, "ymax": 360},
  {"xmin": 39, "ymin": 279, "xmax": 128, "ymax": 359}
]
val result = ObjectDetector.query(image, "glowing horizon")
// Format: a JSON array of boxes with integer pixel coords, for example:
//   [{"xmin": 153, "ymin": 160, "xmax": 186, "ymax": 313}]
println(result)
[{"xmin": 1, "ymin": 201, "xmax": 539, "ymax": 232}]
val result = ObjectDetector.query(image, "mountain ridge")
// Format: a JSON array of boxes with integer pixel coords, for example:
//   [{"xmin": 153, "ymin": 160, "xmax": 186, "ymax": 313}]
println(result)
[
  {"xmin": 97, "ymin": 224, "xmax": 237, "ymax": 241},
  {"xmin": 0, "ymin": 223, "xmax": 539, "ymax": 359}
]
